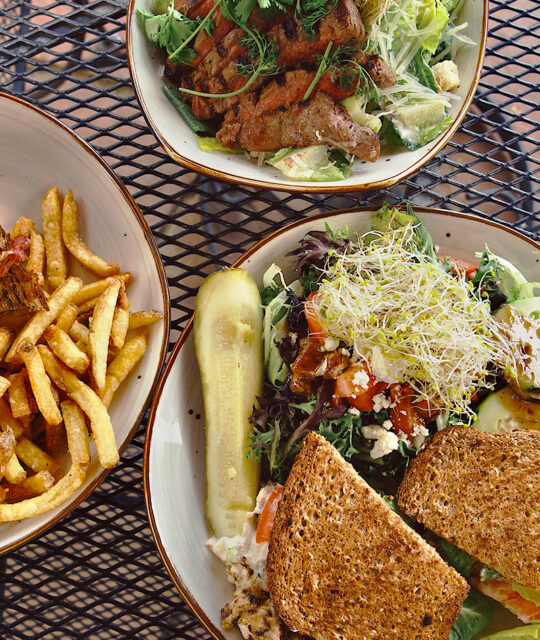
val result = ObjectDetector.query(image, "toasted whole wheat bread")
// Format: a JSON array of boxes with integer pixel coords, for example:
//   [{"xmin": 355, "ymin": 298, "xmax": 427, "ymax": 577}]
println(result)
[
  {"xmin": 397, "ymin": 426, "xmax": 540, "ymax": 589},
  {"xmin": 267, "ymin": 433, "xmax": 469, "ymax": 640}
]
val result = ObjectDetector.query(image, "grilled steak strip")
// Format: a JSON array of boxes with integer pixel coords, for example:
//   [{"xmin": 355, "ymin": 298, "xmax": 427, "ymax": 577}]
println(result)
[
  {"xmin": 217, "ymin": 91, "xmax": 380, "ymax": 160},
  {"xmin": 269, "ymin": 0, "xmax": 365, "ymax": 67},
  {"xmin": 357, "ymin": 52, "xmax": 397, "ymax": 88}
]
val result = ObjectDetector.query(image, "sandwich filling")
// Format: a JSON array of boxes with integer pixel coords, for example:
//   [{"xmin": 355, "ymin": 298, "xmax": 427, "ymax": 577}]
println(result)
[{"xmin": 208, "ymin": 485, "xmax": 286, "ymax": 640}]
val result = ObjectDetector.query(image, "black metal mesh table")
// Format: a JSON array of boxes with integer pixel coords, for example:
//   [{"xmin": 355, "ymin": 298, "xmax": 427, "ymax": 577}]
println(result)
[{"xmin": 0, "ymin": 0, "xmax": 539, "ymax": 637}]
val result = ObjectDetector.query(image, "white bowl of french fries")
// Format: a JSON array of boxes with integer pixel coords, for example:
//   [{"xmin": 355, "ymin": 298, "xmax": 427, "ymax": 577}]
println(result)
[{"xmin": 0, "ymin": 92, "xmax": 168, "ymax": 552}]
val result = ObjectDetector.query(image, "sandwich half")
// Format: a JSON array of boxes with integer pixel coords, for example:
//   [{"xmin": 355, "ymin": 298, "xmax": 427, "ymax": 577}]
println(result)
[
  {"xmin": 0, "ymin": 225, "xmax": 47, "ymax": 326},
  {"xmin": 267, "ymin": 432, "xmax": 469, "ymax": 640},
  {"xmin": 397, "ymin": 425, "xmax": 540, "ymax": 623}
]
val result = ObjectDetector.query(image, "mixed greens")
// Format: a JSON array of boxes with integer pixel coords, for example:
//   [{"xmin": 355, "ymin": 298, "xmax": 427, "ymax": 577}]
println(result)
[
  {"xmin": 248, "ymin": 204, "xmax": 540, "ymax": 493},
  {"xmin": 137, "ymin": 0, "xmax": 474, "ymax": 181}
]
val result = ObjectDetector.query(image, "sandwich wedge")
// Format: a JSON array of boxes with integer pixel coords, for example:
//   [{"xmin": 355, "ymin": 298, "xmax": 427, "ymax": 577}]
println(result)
[
  {"xmin": 266, "ymin": 432, "xmax": 469, "ymax": 640},
  {"xmin": 396, "ymin": 426, "xmax": 540, "ymax": 623},
  {"xmin": 0, "ymin": 225, "xmax": 47, "ymax": 326}
]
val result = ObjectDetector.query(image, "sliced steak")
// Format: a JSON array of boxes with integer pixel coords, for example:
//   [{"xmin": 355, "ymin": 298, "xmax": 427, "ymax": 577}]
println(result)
[
  {"xmin": 268, "ymin": 0, "xmax": 365, "ymax": 67},
  {"xmin": 357, "ymin": 52, "xmax": 397, "ymax": 88},
  {"xmin": 217, "ymin": 91, "xmax": 380, "ymax": 160}
]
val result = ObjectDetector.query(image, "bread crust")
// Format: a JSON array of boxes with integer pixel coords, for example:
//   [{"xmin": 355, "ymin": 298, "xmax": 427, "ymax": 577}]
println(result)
[
  {"xmin": 396, "ymin": 426, "xmax": 540, "ymax": 588},
  {"xmin": 267, "ymin": 432, "xmax": 469, "ymax": 640}
]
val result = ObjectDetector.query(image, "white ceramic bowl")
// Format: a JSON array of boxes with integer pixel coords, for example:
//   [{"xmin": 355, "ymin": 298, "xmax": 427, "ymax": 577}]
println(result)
[
  {"xmin": 127, "ymin": 1, "xmax": 487, "ymax": 192},
  {"xmin": 0, "ymin": 92, "xmax": 169, "ymax": 553},
  {"xmin": 145, "ymin": 208, "xmax": 539, "ymax": 640}
]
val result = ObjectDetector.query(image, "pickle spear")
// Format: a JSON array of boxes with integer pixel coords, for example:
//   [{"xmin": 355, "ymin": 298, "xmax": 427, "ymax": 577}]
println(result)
[{"xmin": 194, "ymin": 269, "xmax": 263, "ymax": 537}]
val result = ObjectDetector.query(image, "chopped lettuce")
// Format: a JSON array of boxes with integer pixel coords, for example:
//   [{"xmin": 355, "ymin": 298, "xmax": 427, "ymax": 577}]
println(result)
[
  {"xmin": 341, "ymin": 97, "xmax": 382, "ymax": 132},
  {"xmin": 136, "ymin": 5, "xmax": 196, "ymax": 60},
  {"xmin": 196, "ymin": 136, "xmax": 243, "ymax": 153},
  {"xmin": 269, "ymin": 146, "xmax": 352, "ymax": 182},
  {"xmin": 449, "ymin": 590, "xmax": 493, "ymax": 640},
  {"xmin": 370, "ymin": 203, "xmax": 444, "ymax": 266},
  {"xmin": 418, "ymin": 0, "xmax": 449, "ymax": 54},
  {"xmin": 437, "ymin": 538, "xmax": 476, "ymax": 577},
  {"xmin": 472, "ymin": 250, "xmax": 540, "ymax": 311},
  {"xmin": 261, "ymin": 265, "xmax": 298, "ymax": 387},
  {"xmin": 408, "ymin": 50, "xmax": 439, "ymax": 91},
  {"xmin": 479, "ymin": 566, "xmax": 502, "ymax": 581},
  {"xmin": 512, "ymin": 584, "xmax": 540, "ymax": 607},
  {"xmin": 480, "ymin": 625, "xmax": 540, "ymax": 640},
  {"xmin": 386, "ymin": 102, "xmax": 453, "ymax": 150}
]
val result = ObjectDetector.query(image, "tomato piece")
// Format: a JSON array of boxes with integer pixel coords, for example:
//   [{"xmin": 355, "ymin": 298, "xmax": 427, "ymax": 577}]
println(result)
[
  {"xmin": 441, "ymin": 256, "xmax": 477, "ymax": 279},
  {"xmin": 414, "ymin": 398, "xmax": 439, "ymax": 420},
  {"xmin": 472, "ymin": 575, "xmax": 540, "ymax": 623},
  {"xmin": 255, "ymin": 485, "xmax": 283, "ymax": 544},
  {"xmin": 335, "ymin": 364, "xmax": 387, "ymax": 412},
  {"xmin": 390, "ymin": 384, "xmax": 421, "ymax": 437},
  {"xmin": 304, "ymin": 292, "xmax": 326, "ymax": 339}
]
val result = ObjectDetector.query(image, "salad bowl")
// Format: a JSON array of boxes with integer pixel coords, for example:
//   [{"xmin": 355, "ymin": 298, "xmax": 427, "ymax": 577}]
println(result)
[
  {"xmin": 144, "ymin": 208, "xmax": 538, "ymax": 640},
  {"xmin": 127, "ymin": 0, "xmax": 487, "ymax": 192},
  {"xmin": 0, "ymin": 92, "xmax": 169, "ymax": 553}
]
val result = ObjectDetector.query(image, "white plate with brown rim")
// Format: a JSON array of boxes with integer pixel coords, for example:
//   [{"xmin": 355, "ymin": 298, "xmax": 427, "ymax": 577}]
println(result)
[
  {"xmin": 144, "ymin": 208, "xmax": 538, "ymax": 640},
  {"xmin": 0, "ymin": 91, "xmax": 170, "ymax": 553},
  {"xmin": 126, "ymin": 0, "xmax": 488, "ymax": 192}
]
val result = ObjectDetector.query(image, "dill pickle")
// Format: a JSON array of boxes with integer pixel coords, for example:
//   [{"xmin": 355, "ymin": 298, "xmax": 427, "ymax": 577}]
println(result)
[{"xmin": 194, "ymin": 269, "xmax": 263, "ymax": 537}]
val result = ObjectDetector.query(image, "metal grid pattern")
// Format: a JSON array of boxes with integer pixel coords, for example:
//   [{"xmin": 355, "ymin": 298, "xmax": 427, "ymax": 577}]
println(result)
[{"xmin": 0, "ymin": 0, "xmax": 539, "ymax": 636}]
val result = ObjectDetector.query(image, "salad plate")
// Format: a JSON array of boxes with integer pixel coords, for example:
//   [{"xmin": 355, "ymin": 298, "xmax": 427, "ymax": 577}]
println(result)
[
  {"xmin": 144, "ymin": 207, "xmax": 539, "ymax": 640},
  {"xmin": 0, "ymin": 92, "xmax": 169, "ymax": 553},
  {"xmin": 126, "ymin": 0, "xmax": 487, "ymax": 192}
]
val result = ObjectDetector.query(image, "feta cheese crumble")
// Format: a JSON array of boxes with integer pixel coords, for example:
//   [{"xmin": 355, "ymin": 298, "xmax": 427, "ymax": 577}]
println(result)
[{"xmin": 361, "ymin": 425, "xmax": 400, "ymax": 459}]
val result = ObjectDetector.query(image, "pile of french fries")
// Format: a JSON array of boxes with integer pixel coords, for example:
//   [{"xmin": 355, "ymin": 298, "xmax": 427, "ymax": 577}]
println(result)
[{"xmin": 0, "ymin": 187, "xmax": 163, "ymax": 521}]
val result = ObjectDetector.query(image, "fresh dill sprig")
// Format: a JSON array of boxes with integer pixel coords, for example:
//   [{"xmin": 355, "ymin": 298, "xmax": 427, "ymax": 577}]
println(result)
[
  {"xmin": 326, "ymin": 46, "xmax": 381, "ymax": 103},
  {"xmin": 296, "ymin": 0, "xmax": 338, "ymax": 39},
  {"xmin": 169, "ymin": 0, "xmax": 221, "ymax": 63},
  {"xmin": 303, "ymin": 43, "xmax": 381, "ymax": 103},
  {"xmin": 236, "ymin": 34, "xmax": 281, "ymax": 78},
  {"xmin": 303, "ymin": 40, "xmax": 333, "ymax": 100}
]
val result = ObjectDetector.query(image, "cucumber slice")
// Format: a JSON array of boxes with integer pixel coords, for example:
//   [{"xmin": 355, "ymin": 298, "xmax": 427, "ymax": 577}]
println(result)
[
  {"xmin": 474, "ymin": 387, "xmax": 540, "ymax": 434},
  {"xmin": 194, "ymin": 269, "xmax": 263, "ymax": 537}
]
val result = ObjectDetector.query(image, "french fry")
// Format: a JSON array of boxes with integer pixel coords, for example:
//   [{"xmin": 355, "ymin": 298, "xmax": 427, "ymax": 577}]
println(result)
[
  {"xmin": 19, "ymin": 414, "xmax": 33, "ymax": 438},
  {"xmin": 71, "ymin": 272, "xmax": 132, "ymax": 306},
  {"xmin": 0, "ymin": 327, "xmax": 14, "ymax": 360},
  {"xmin": 41, "ymin": 349, "xmax": 118, "ymax": 467},
  {"xmin": 0, "ymin": 428, "xmax": 16, "ymax": 481},
  {"xmin": 46, "ymin": 421, "xmax": 65, "ymax": 457},
  {"xmin": 68, "ymin": 320, "xmax": 89, "ymax": 345},
  {"xmin": 110, "ymin": 285, "xmax": 129, "ymax": 350},
  {"xmin": 62, "ymin": 370, "xmax": 118, "ymax": 468},
  {"xmin": 23, "ymin": 470, "xmax": 55, "ymax": 496},
  {"xmin": 0, "ymin": 398, "xmax": 23, "ymax": 438},
  {"xmin": 62, "ymin": 190, "xmax": 119, "ymax": 277},
  {"xmin": 8, "ymin": 372, "xmax": 30, "ymax": 417},
  {"xmin": 27, "ymin": 229, "xmax": 45, "ymax": 286},
  {"xmin": 127, "ymin": 310, "xmax": 163, "ymax": 331},
  {"xmin": 10, "ymin": 216, "xmax": 34, "ymax": 238},
  {"xmin": 89, "ymin": 281, "xmax": 121, "ymax": 392},
  {"xmin": 18, "ymin": 339, "xmax": 62, "ymax": 426},
  {"xmin": 44, "ymin": 325, "xmax": 90, "ymax": 374},
  {"xmin": 42, "ymin": 186, "xmax": 67, "ymax": 289},
  {"xmin": 62, "ymin": 401, "xmax": 91, "ymax": 465},
  {"xmin": 16, "ymin": 437, "xmax": 58, "ymax": 473},
  {"xmin": 76, "ymin": 296, "xmax": 99, "ymax": 315},
  {"xmin": 0, "ymin": 488, "xmax": 7, "ymax": 504},
  {"xmin": 0, "ymin": 376, "xmax": 10, "ymax": 398},
  {"xmin": 0, "ymin": 463, "xmax": 86, "ymax": 522},
  {"xmin": 56, "ymin": 304, "xmax": 78, "ymax": 332},
  {"xmin": 6, "ymin": 276, "xmax": 83, "ymax": 362},
  {"xmin": 37, "ymin": 346, "xmax": 66, "ymax": 391},
  {"xmin": 101, "ymin": 333, "xmax": 147, "ymax": 408},
  {"xmin": 4, "ymin": 454, "xmax": 26, "ymax": 484}
]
